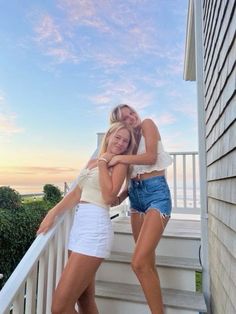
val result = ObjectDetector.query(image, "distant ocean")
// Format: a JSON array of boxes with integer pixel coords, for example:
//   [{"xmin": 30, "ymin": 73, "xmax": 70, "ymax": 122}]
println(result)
[
  {"xmin": 9, "ymin": 184, "xmax": 200, "ymax": 208},
  {"xmin": 8, "ymin": 183, "xmax": 67, "ymax": 195}
]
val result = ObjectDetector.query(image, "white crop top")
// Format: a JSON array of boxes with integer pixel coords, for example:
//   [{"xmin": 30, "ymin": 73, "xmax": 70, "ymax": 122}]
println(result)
[
  {"xmin": 76, "ymin": 167, "xmax": 109, "ymax": 210},
  {"xmin": 131, "ymin": 137, "xmax": 172, "ymax": 178}
]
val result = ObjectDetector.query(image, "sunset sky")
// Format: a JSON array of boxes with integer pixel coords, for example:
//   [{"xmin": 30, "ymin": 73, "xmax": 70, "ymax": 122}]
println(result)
[{"xmin": 0, "ymin": 0, "xmax": 198, "ymax": 193}]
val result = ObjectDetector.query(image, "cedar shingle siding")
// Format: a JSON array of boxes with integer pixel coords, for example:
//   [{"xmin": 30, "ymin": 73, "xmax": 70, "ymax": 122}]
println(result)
[{"xmin": 203, "ymin": 0, "xmax": 236, "ymax": 313}]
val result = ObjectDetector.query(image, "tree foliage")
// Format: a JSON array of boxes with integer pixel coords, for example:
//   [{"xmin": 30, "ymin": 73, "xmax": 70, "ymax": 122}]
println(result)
[
  {"xmin": 43, "ymin": 184, "xmax": 62, "ymax": 205},
  {"xmin": 0, "ymin": 186, "xmax": 21, "ymax": 210},
  {"xmin": 0, "ymin": 201, "xmax": 50, "ymax": 289}
]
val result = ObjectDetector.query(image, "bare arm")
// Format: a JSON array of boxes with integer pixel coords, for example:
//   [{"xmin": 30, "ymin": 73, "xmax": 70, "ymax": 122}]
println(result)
[
  {"xmin": 109, "ymin": 119, "xmax": 160, "ymax": 166},
  {"xmin": 98, "ymin": 157, "xmax": 128, "ymax": 205},
  {"xmin": 37, "ymin": 186, "xmax": 81, "ymax": 234}
]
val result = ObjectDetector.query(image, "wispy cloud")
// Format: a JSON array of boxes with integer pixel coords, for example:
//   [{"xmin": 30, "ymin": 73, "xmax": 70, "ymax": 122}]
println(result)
[
  {"xmin": 33, "ymin": 12, "xmax": 79, "ymax": 64},
  {"xmin": 174, "ymin": 103, "xmax": 197, "ymax": 119},
  {"xmin": 90, "ymin": 80, "xmax": 153, "ymax": 110},
  {"xmin": 30, "ymin": 0, "xmax": 187, "ymax": 78},
  {"xmin": 167, "ymin": 62, "xmax": 184, "ymax": 75},
  {"xmin": 0, "ymin": 93, "xmax": 5, "ymax": 104},
  {"xmin": 34, "ymin": 14, "xmax": 63, "ymax": 44},
  {"xmin": 161, "ymin": 131, "xmax": 196, "ymax": 152},
  {"xmin": 92, "ymin": 53, "xmax": 127, "ymax": 69},
  {"xmin": 58, "ymin": 0, "xmax": 111, "ymax": 33},
  {"xmin": 150, "ymin": 113, "xmax": 177, "ymax": 127},
  {"xmin": 46, "ymin": 46, "xmax": 79, "ymax": 63},
  {"xmin": 0, "ymin": 166, "xmax": 78, "ymax": 192},
  {"xmin": 0, "ymin": 113, "xmax": 23, "ymax": 135},
  {"xmin": 0, "ymin": 91, "xmax": 23, "ymax": 136},
  {"xmin": 0, "ymin": 166, "xmax": 76, "ymax": 175}
]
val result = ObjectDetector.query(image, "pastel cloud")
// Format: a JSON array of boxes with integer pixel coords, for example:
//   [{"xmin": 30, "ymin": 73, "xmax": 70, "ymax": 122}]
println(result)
[
  {"xmin": 31, "ymin": 1, "xmax": 173, "ymax": 67},
  {"xmin": 90, "ymin": 80, "xmax": 153, "ymax": 110},
  {"xmin": 161, "ymin": 131, "xmax": 197, "ymax": 152},
  {"xmin": 33, "ymin": 13, "xmax": 79, "ymax": 63},
  {"xmin": 34, "ymin": 14, "xmax": 63, "ymax": 44},
  {"xmin": 174, "ymin": 103, "xmax": 197, "ymax": 119},
  {"xmin": 58, "ymin": 0, "xmax": 111, "ymax": 33},
  {"xmin": 0, "ymin": 113, "xmax": 23, "ymax": 135},
  {"xmin": 0, "ymin": 166, "xmax": 79, "ymax": 193},
  {"xmin": 0, "ymin": 166, "xmax": 76, "ymax": 175},
  {"xmin": 150, "ymin": 113, "xmax": 176, "ymax": 127},
  {"xmin": 0, "ymin": 92, "xmax": 23, "ymax": 136},
  {"xmin": 92, "ymin": 53, "xmax": 127, "ymax": 69}
]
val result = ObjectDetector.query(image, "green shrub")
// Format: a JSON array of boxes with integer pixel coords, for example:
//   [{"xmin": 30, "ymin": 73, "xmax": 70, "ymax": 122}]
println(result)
[
  {"xmin": 196, "ymin": 271, "xmax": 202, "ymax": 292},
  {"xmin": 43, "ymin": 184, "xmax": 62, "ymax": 205},
  {"xmin": 0, "ymin": 186, "xmax": 21, "ymax": 210},
  {"xmin": 0, "ymin": 201, "xmax": 50, "ymax": 289}
]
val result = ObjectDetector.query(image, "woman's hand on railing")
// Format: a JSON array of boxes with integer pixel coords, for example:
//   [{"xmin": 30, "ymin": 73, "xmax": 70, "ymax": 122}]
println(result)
[{"xmin": 37, "ymin": 210, "xmax": 57, "ymax": 235}]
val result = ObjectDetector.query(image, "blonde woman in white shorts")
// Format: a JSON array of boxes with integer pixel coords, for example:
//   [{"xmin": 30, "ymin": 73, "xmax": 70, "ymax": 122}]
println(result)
[{"xmin": 37, "ymin": 122, "xmax": 136, "ymax": 314}]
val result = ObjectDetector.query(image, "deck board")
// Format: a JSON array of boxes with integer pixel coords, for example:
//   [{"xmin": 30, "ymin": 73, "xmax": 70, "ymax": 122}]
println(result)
[
  {"xmin": 96, "ymin": 281, "xmax": 207, "ymax": 312},
  {"xmin": 113, "ymin": 216, "xmax": 201, "ymax": 239}
]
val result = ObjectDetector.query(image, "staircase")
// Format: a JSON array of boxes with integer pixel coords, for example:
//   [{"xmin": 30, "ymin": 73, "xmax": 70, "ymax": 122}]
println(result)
[
  {"xmin": 95, "ymin": 215, "xmax": 207, "ymax": 314},
  {"xmin": 0, "ymin": 151, "xmax": 208, "ymax": 313}
]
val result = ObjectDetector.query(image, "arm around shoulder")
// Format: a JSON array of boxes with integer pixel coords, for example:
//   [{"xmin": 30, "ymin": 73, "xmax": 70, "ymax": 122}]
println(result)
[{"xmin": 99, "ymin": 162, "xmax": 128, "ymax": 205}]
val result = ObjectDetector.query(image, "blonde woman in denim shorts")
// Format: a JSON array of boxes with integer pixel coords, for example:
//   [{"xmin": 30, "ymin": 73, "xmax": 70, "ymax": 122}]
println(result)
[{"xmin": 109, "ymin": 104, "xmax": 172, "ymax": 314}]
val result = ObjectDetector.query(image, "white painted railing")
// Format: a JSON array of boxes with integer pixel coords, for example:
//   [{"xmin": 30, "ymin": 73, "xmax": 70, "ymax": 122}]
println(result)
[
  {"xmin": 167, "ymin": 152, "xmax": 200, "ymax": 213},
  {"xmin": 110, "ymin": 152, "xmax": 200, "ymax": 215},
  {"xmin": 0, "ymin": 152, "xmax": 199, "ymax": 313},
  {"xmin": 0, "ymin": 209, "xmax": 75, "ymax": 314}
]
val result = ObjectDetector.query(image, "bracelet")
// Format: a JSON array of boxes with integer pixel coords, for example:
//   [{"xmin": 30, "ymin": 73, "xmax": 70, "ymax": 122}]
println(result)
[{"xmin": 98, "ymin": 157, "xmax": 108, "ymax": 163}]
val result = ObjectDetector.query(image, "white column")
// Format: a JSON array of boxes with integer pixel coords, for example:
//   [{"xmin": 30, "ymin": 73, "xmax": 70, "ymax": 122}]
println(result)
[{"xmin": 193, "ymin": 0, "xmax": 211, "ymax": 312}]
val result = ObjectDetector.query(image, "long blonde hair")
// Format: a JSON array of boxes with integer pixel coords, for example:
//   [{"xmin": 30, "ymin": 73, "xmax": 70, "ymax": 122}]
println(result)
[
  {"xmin": 109, "ymin": 104, "xmax": 140, "ymax": 125},
  {"xmin": 110, "ymin": 104, "xmax": 141, "ymax": 153},
  {"xmin": 99, "ymin": 122, "xmax": 136, "ymax": 156}
]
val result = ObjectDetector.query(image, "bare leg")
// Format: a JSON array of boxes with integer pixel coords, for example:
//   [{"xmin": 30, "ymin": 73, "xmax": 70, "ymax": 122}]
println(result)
[
  {"xmin": 67, "ymin": 251, "xmax": 98, "ymax": 314},
  {"xmin": 77, "ymin": 278, "xmax": 98, "ymax": 314},
  {"xmin": 130, "ymin": 212, "xmax": 144, "ymax": 242},
  {"xmin": 51, "ymin": 252, "xmax": 103, "ymax": 314},
  {"xmin": 131, "ymin": 209, "xmax": 169, "ymax": 314},
  {"xmin": 131, "ymin": 211, "xmax": 157, "ymax": 273}
]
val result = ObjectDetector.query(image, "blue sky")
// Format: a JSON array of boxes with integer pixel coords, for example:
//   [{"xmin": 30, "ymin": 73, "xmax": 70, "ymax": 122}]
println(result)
[{"xmin": 0, "ymin": 0, "xmax": 198, "ymax": 193}]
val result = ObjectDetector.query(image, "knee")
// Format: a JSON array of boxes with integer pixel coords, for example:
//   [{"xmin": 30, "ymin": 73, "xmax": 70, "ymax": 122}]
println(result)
[
  {"xmin": 131, "ymin": 257, "xmax": 149, "ymax": 275},
  {"xmin": 131, "ymin": 259, "xmax": 146, "ymax": 274}
]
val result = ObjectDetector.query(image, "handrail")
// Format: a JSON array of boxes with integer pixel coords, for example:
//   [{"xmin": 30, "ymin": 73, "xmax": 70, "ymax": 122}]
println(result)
[
  {"xmin": 0, "ymin": 209, "xmax": 73, "ymax": 313},
  {"xmin": 169, "ymin": 151, "xmax": 198, "ymax": 155},
  {"xmin": 0, "ymin": 221, "xmax": 56, "ymax": 309}
]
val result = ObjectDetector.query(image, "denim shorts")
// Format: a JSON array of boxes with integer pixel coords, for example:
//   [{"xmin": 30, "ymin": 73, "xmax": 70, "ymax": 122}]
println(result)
[{"xmin": 128, "ymin": 175, "xmax": 172, "ymax": 217}]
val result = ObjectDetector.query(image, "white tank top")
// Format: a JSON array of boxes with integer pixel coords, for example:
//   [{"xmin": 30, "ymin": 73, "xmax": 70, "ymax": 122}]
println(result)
[
  {"xmin": 131, "ymin": 137, "xmax": 172, "ymax": 178},
  {"xmin": 76, "ymin": 167, "xmax": 109, "ymax": 210}
]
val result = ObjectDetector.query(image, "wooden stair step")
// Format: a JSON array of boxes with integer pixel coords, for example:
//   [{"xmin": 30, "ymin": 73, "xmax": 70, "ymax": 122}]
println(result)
[
  {"xmin": 97, "ymin": 251, "xmax": 200, "ymax": 290},
  {"xmin": 112, "ymin": 217, "xmax": 201, "ymax": 259},
  {"xmin": 95, "ymin": 280, "xmax": 207, "ymax": 313},
  {"xmin": 108, "ymin": 251, "xmax": 202, "ymax": 271},
  {"xmin": 113, "ymin": 216, "xmax": 201, "ymax": 239}
]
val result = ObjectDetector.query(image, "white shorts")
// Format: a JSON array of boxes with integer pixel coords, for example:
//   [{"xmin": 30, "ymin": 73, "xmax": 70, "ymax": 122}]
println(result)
[{"xmin": 68, "ymin": 203, "xmax": 113, "ymax": 258}]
